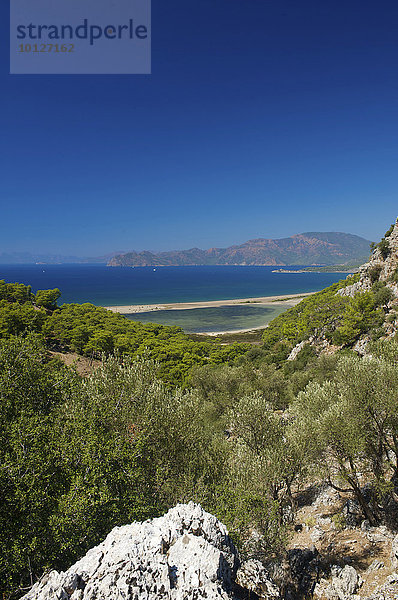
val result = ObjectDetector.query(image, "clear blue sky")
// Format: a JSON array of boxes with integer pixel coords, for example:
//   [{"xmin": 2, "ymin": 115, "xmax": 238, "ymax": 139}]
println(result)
[{"xmin": 1, "ymin": 0, "xmax": 398, "ymax": 255}]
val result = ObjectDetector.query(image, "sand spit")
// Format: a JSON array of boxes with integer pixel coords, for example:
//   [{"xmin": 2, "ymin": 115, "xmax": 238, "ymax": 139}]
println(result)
[{"xmin": 103, "ymin": 291, "xmax": 314, "ymax": 315}]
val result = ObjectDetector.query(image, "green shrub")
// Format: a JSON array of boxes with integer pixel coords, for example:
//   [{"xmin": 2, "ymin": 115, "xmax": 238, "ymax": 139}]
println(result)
[
  {"xmin": 384, "ymin": 223, "xmax": 395, "ymax": 238},
  {"xmin": 390, "ymin": 268, "xmax": 398, "ymax": 283},
  {"xmin": 331, "ymin": 513, "xmax": 346, "ymax": 531},
  {"xmin": 262, "ymin": 277, "xmax": 358, "ymax": 350},
  {"xmin": 283, "ymin": 343, "xmax": 317, "ymax": 375},
  {"xmin": 370, "ymin": 326, "xmax": 385, "ymax": 341},
  {"xmin": 289, "ymin": 352, "xmax": 398, "ymax": 525},
  {"xmin": 0, "ymin": 280, "xmax": 33, "ymax": 304},
  {"xmin": 35, "ymin": 289, "xmax": 61, "ymax": 310},
  {"xmin": 368, "ymin": 265, "xmax": 382, "ymax": 283},
  {"xmin": 372, "ymin": 283, "xmax": 393, "ymax": 306},
  {"xmin": 378, "ymin": 238, "xmax": 390, "ymax": 259},
  {"xmin": 332, "ymin": 292, "xmax": 383, "ymax": 346},
  {"xmin": 0, "ymin": 342, "xmax": 230, "ymax": 597}
]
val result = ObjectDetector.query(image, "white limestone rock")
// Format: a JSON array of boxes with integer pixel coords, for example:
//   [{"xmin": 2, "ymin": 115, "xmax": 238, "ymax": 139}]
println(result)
[
  {"xmin": 313, "ymin": 566, "xmax": 362, "ymax": 600},
  {"xmin": 310, "ymin": 527, "xmax": 325, "ymax": 544},
  {"xmin": 331, "ymin": 565, "xmax": 363, "ymax": 599},
  {"xmin": 287, "ymin": 340, "xmax": 310, "ymax": 361},
  {"xmin": 22, "ymin": 503, "xmax": 239, "ymax": 600}
]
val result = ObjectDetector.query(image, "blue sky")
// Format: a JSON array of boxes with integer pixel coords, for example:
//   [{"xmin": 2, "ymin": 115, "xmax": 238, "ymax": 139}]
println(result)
[{"xmin": 1, "ymin": 0, "xmax": 398, "ymax": 255}]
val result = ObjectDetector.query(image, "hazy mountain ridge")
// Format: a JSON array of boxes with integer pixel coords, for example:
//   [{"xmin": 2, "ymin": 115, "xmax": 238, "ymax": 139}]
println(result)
[
  {"xmin": 0, "ymin": 252, "xmax": 121, "ymax": 265},
  {"xmin": 108, "ymin": 232, "xmax": 372, "ymax": 267}
]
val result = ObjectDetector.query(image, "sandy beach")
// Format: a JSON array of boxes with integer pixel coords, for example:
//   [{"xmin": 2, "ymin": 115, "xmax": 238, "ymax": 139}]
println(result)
[{"xmin": 103, "ymin": 291, "xmax": 314, "ymax": 315}]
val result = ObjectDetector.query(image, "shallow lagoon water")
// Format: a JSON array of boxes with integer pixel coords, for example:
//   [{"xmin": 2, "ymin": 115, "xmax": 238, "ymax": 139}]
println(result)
[{"xmin": 125, "ymin": 303, "xmax": 289, "ymax": 334}]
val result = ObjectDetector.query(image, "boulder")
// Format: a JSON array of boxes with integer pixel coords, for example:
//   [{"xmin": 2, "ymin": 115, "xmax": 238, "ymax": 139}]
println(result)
[
  {"xmin": 332, "ymin": 565, "xmax": 362, "ymax": 598},
  {"xmin": 310, "ymin": 527, "xmax": 325, "ymax": 544},
  {"xmin": 312, "ymin": 484, "xmax": 341, "ymax": 508},
  {"xmin": 22, "ymin": 503, "xmax": 240, "ymax": 600},
  {"xmin": 313, "ymin": 565, "xmax": 362, "ymax": 600}
]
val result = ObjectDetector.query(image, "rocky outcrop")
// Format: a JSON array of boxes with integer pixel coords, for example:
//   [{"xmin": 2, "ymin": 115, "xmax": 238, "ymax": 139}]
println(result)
[
  {"xmin": 287, "ymin": 340, "xmax": 311, "ymax": 361},
  {"xmin": 331, "ymin": 566, "xmax": 363, "ymax": 599},
  {"xmin": 314, "ymin": 565, "xmax": 363, "ymax": 600},
  {"xmin": 22, "ymin": 503, "xmax": 241, "ymax": 600},
  {"xmin": 290, "ymin": 482, "xmax": 398, "ymax": 600},
  {"xmin": 339, "ymin": 219, "xmax": 398, "ymax": 300}
]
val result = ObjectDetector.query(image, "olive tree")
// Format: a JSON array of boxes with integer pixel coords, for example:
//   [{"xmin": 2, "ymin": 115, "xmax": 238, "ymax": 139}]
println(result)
[
  {"xmin": 290, "ymin": 351, "xmax": 398, "ymax": 524},
  {"xmin": 219, "ymin": 392, "xmax": 305, "ymax": 557}
]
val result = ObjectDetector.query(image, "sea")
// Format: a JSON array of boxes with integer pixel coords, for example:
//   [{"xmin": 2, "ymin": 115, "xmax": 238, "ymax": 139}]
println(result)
[{"xmin": 0, "ymin": 264, "xmax": 346, "ymax": 334}]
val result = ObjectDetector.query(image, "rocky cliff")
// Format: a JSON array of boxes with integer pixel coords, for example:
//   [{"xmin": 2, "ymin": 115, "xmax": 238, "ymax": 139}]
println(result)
[{"xmin": 108, "ymin": 232, "xmax": 372, "ymax": 267}]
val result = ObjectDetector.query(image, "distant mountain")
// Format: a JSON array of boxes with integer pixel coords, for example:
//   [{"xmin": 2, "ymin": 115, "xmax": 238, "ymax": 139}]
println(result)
[
  {"xmin": 0, "ymin": 252, "xmax": 122, "ymax": 265},
  {"xmin": 108, "ymin": 232, "xmax": 373, "ymax": 267}
]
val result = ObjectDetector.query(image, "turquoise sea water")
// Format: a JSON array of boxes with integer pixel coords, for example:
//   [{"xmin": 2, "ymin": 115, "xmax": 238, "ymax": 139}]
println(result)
[{"xmin": 0, "ymin": 264, "xmax": 346, "ymax": 333}]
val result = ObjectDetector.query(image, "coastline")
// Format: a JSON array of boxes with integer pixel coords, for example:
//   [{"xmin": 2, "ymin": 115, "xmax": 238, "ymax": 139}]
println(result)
[{"xmin": 103, "ymin": 291, "xmax": 315, "ymax": 316}]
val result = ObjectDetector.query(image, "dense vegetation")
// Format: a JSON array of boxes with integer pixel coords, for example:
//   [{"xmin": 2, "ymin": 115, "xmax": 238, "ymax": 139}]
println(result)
[
  {"xmin": 0, "ymin": 281, "xmax": 249, "ymax": 388},
  {"xmin": 1, "ymin": 277, "xmax": 398, "ymax": 598}
]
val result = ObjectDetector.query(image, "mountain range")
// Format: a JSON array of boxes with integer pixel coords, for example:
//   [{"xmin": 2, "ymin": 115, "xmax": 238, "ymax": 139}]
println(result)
[
  {"xmin": 108, "ymin": 232, "xmax": 372, "ymax": 267},
  {"xmin": 0, "ymin": 252, "xmax": 118, "ymax": 265}
]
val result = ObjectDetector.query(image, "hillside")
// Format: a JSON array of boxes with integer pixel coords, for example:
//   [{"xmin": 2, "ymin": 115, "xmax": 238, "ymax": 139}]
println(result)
[
  {"xmin": 108, "ymin": 232, "xmax": 372, "ymax": 267},
  {"xmin": 263, "ymin": 219, "xmax": 398, "ymax": 358}
]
